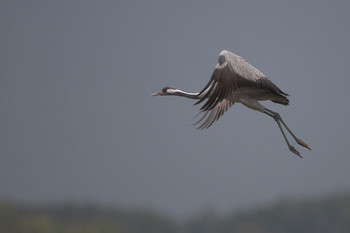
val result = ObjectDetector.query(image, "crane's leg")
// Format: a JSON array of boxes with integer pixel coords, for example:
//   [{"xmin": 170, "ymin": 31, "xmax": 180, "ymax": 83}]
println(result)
[
  {"xmin": 240, "ymin": 98, "xmax": 309, "ymax": 157},
  {"xmin": 264, "ymin": 110, "xmax": 302, "ymax": 158},
  {"xmin": 264, "ymin": 109, "xmax": 311, "ymax": 151}
]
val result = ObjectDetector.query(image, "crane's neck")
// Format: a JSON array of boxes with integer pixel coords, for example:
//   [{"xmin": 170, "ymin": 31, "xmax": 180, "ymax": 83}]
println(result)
[{"xmin": 170, "ymin": 89, "xmax": 199, "ymax": 99}]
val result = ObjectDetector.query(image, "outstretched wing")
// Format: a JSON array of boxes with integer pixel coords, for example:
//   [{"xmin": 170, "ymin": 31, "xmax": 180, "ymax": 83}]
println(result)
[
  {"xmin": 195, "ymin": 64, "xmax": 253, "ymax": 112},
  {"xmin": 195, "ymin": 62, "xmax": 286, "ymax": 111},
  {"xmin": 193, "ymin": 99, "xmax": 233, "ymax": 129},
  {"xmin": 193, "ymin": 52, "xmax": 288, "ymax": 129}
]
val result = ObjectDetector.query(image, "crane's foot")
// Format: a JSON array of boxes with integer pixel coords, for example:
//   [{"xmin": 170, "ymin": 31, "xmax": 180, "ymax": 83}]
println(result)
[
  {"xmin": 296, "ymin": 139, "xmax": 311, "ymax": 150},
  {"xmin": 290, "ymin": 146, "xmax": 302, "ymax": 158}
]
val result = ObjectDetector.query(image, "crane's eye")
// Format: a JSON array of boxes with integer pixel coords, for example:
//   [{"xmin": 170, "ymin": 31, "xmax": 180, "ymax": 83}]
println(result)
[{"xmin": 218, "ymin": 55, "xmax": 226, "ymax": 65}]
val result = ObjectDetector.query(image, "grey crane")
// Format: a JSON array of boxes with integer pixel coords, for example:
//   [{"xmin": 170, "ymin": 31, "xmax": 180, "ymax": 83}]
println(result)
[{"xmin": 151, "ymin": 50, "xmax": 310, "ymax": 158}]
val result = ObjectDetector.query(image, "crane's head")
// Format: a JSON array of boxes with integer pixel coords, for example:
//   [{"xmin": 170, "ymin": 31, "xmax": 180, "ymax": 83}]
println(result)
[{"xmin": 151, "ymin": 87, "xmax": 176, "ymax": 96}]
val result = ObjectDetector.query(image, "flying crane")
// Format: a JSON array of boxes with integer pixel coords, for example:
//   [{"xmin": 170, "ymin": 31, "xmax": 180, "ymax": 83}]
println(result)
[{"xmin": 152, "ymin": 50, "xmax": 311, "ymax": 158}]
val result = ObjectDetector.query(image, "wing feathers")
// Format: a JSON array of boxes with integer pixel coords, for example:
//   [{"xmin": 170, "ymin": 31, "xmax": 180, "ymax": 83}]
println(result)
[
  {"xmin": 193, "ymin": 99, "xmax": 233, "ymax": 129},
  {"xmin": 195, "ymin": 64, "xmax": 240, "ymax": 111},
  {"xmin": 193, "ymin": 61, "xmax": 288, "ymax": 129},
  {"xmin": 256, "ymin": 78, "xmax": 289, "ymax": 96}
]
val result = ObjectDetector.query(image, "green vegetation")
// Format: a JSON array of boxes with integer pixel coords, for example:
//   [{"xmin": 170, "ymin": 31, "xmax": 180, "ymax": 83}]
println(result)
[{"xmin": 1, "ymin": 192, "xmax": 350, "ymax": 233}]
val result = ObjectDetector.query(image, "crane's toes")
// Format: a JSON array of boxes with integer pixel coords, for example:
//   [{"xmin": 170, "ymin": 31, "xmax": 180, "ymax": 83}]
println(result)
[
  {"xmin": 297, "ymin": 139, "xmax": 311, "ymax": 150},
  {"xmin": 290, "ymin": 146, "xmax": 302, "ymax": 158}
]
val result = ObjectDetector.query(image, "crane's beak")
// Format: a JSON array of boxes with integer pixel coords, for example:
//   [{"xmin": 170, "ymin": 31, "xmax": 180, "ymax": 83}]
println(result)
[{"xmin": 151, "ymin": 91, "xmax": 162, "ymax": 96}]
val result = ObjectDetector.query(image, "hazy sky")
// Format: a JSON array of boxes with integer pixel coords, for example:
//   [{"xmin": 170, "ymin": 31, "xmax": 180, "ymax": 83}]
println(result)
[{"xmin": 1, "ymin": 0, "xmax": 350, "ymax": 216}]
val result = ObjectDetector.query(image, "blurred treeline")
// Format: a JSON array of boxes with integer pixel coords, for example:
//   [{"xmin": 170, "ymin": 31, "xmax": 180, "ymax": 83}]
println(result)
[{"xmin": 1, "ymin": 192, "xmax": 350, "ymax": 233}]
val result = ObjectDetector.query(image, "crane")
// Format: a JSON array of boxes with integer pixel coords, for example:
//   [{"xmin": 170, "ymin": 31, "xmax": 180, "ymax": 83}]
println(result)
[{"xmin": 151, "ymin": 50, "xmax": 311, "ymax": 158}]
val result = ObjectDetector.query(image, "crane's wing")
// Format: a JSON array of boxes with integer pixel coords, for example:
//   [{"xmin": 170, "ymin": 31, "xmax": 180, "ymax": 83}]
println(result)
[
  {"xmin": 195, "ymin": 61, "xmax": 287, "ymax": 112},
  {"xmin": 193, "ymin": 99, "xmax": 233, "ymax": 129}
]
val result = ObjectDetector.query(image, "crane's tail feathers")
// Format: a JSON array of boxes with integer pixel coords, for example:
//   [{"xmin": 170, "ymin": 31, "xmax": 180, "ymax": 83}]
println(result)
[{"xmin": 271, "ymin": 94, "xmax": 289, "ymax": 105}]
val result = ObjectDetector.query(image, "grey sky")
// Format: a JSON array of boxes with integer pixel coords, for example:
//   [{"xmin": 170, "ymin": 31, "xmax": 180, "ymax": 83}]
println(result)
[{"xmin": 1, "ymin": 0, "xmax": 350, "ymax": 216}]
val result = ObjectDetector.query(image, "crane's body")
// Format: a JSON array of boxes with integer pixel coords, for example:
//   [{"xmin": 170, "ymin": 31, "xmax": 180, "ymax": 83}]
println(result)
[{"xmin": 152, "ymin": 50, "xmax": 310, "ymax": 157}]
